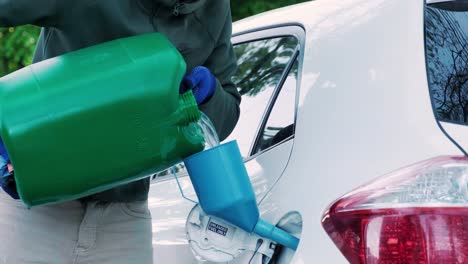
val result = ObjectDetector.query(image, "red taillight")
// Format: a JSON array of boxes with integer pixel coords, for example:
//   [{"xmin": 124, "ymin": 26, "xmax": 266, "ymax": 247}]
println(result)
[{"xmin": 322, "ymin": 156, "xmax": 468, "ymax": 264}]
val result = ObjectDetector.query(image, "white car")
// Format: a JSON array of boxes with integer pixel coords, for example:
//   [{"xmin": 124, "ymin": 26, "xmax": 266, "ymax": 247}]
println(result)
[{"xmin": 148, "ymin": 0, "xmax": 468, "ymax": 263}]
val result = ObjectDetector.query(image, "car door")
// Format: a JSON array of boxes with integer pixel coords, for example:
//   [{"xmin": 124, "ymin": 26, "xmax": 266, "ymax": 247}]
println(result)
[
  {"xmin": 226, "ymin": 25, "xmax": 305, "ymax": 202},
  {"xmin": 149, "ymin": 25, "xmax": 305, "ymax": 263}
]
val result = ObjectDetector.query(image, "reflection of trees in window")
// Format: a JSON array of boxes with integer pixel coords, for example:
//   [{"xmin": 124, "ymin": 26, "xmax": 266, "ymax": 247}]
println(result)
[
  {"xmin": 426, "ymin": 7, "xmax": 468, "ymax": 124},
  {"xmin": 233, "ymin": 37, "xmax": 298, "ymax": 96}
]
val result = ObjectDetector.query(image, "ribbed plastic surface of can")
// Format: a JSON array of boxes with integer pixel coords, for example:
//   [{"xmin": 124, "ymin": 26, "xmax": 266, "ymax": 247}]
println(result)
[{"xmin": 0, "ymin": 33, "xmax": 205, "ymax": 207}]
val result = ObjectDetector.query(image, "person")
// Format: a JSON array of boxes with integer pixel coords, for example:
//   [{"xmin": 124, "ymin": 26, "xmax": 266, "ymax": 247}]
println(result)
[{"xmin": 0, "ymin": 0, "xmax": 241, "ymax": 263}]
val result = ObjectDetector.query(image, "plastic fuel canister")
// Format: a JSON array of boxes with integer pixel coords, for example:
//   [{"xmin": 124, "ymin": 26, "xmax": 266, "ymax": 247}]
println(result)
[{"xmin": 0, "ymin": 33, "xmax": 205, "ymax": 207}]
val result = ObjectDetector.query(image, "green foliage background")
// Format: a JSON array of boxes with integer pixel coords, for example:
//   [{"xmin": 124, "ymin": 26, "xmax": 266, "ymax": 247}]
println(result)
[
  {"xmin": 0, "ymin": 26, "xmax": 40, "ymax": 76},
  {"xmin": 230, "ymin": 0, "xmax": 309, "ymax": 21},
  {"xmin": 0, "ymin": 1, "xmax": 309, "ymax": 77}
]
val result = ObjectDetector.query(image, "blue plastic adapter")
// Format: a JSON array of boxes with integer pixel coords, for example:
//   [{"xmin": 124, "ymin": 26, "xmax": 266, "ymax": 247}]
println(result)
[{"xmin": 184, "ymin": 141, "xmax": 299, "ymax": 250}]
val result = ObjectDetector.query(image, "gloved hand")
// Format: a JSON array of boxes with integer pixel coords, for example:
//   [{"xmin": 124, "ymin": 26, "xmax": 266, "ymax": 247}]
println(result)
[
  {"xmin": 0, "ymin": 138, "xmax": 19, "ymax": 199},
  {"xmin": 180, "ymin": 66, "xmax": 216, "ymax": 105}
]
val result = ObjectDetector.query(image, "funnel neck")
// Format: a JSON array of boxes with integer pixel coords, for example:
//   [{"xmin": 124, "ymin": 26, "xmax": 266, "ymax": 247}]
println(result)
[{"xmin": 254, "ymin": 218, "xmax": 300, "ymax": 250}]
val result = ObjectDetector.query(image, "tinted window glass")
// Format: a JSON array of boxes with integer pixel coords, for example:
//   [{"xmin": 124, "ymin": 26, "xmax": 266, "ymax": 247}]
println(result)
[
  {"xmin": 425, "ymin": 5, "xmax": 468, "ymax": 125},
  {"xmin": 253, "ymin": 58, "xmax": 298, "ymax": 154},
  {"xmin": 225, "ymin": 36, "xmax": 298, "ymax": 157}
]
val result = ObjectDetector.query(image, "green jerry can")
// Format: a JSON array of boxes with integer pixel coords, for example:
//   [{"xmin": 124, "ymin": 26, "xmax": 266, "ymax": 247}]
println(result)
[{"xmin": 0, "ymin": 33, "xmax": 205, "ymax": 207}]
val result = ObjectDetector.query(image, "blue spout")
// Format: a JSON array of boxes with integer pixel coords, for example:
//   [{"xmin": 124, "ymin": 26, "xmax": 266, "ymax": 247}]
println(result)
[
  {"xmin": 254, "ymin": 218, "xmax": 300, "ymax": 250},
  {"xmin": 184, "ymin": 141, "xmax": 300, "ymax": 250},
  {"xmin": 184, "ymin": 141, "xmax": 259, "ymax": 231}
]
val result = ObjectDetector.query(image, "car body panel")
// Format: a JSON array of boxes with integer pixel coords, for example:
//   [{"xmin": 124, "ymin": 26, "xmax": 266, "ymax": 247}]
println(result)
[
  {"xmin": 150, "ymin": 0, "xmax": 467, "ymax": 263},
  {"xmin": 440, "ymin": 123, "xmax": 468, "ymax": 151},
  {"xmin": 150, "ymin": 141, "xmax": 295, "ymax": 263}
]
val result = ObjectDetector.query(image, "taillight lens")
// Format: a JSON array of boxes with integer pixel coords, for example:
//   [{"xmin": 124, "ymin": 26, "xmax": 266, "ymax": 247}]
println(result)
[{"xmin": 322, "ymin": 156, "xmax": 468, "ymax": 264}]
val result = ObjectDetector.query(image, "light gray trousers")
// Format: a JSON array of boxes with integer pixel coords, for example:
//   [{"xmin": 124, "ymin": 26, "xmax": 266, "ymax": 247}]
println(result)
[{"xmin": 0, "ymin": 191, "xmax": 153, "ymax": 264}]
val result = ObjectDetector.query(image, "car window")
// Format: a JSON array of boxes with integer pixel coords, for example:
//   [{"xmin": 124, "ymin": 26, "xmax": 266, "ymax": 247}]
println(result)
[
  {"xmin": 151, "ymin": 36, "xmax": 299, "ymax": 181},
  {"xmin": 425, "ymin": 4, "xmax": 468, "ymax": 125},
  {"xmin": 253, "ymin": 58, "xmax": 299, "ymax": 155},
  {"xmin": 225, "ymin": 36, "xmax": 299, "ymax": 157}
]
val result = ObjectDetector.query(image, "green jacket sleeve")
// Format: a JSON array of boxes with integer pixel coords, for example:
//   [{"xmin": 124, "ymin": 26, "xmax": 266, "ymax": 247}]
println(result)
[
  {"xmin": 199, "ymin": 4, "xmax": 241, "ymax": 141},
  {"xmin": 0, "ymin": 0, "xmax": 63, "ymax": 27}
]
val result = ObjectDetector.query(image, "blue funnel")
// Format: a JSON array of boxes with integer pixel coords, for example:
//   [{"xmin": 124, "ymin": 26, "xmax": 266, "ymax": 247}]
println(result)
[{"xmin": 184, "ymin": 141, "xmax": 299, "ymax": 250}]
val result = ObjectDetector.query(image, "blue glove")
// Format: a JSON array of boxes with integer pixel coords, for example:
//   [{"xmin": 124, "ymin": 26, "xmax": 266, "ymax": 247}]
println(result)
[
  {"xmin": 0, "ymin": 137, "xmax": 10, "ymax": 163},
  {"xmin": 180, "ymin": 66, "xmax": 216, "ymax": 105},
  {"xmin": 0, "ymin": 138, "xmax": 19, "ymax": 199}
]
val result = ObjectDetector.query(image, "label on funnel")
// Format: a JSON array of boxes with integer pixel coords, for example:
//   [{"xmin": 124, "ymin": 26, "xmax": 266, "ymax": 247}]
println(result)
[{"xmin": 208, "ymin": 221, "xmax": 229, "ymax": 237}]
